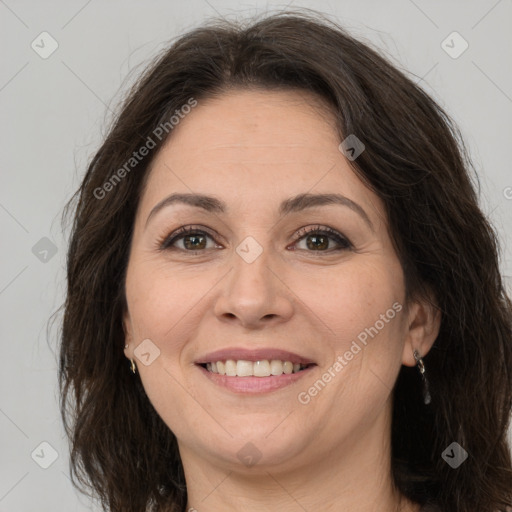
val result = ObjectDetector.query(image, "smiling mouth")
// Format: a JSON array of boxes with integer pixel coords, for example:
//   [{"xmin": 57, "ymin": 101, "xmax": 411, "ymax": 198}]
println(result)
[{"xmin": 198, "ymin": 359, "xmax": 316, "ymax": 377}]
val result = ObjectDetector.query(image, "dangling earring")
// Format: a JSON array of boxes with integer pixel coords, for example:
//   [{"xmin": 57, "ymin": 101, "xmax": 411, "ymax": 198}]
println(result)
[
  {"xmin": 413, "ymin": 350, "xmax": 431, "ymax": 405},
  {"xmin": 124, "ymin": 344, "xmax": 136, "ymax": 374}
]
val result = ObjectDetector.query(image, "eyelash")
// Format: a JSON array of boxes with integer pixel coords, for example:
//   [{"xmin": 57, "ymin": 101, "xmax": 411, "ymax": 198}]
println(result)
[{"xmin": 157, "ymin": 225, "xmax": 352, "ymax": 254}]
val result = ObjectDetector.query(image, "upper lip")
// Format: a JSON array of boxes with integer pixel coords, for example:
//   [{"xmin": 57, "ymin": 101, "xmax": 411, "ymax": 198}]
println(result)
[{"xmin": 195, "ymin": 347, "xmax": 316, "ymax": 365}]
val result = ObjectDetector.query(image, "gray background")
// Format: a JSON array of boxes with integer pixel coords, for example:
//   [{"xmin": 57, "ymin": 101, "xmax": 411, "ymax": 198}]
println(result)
[{"xmin": 1, "ymin": 0, "xmax": 511, "ymax": 510}]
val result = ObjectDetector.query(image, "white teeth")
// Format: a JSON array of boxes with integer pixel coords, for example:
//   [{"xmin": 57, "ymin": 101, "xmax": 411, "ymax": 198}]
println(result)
[
  {"xmin": 283, "ymin": 361, "xmax": 293, "ymax": 374},
  {"xmin": 270, "ymin": 359, "xmax": 283, "ymax": 375},
  {"xmin": 216, "ymin": 361, "xmax": 225, "ymax": 375},
  {"xmin": 253, "ymin": 360, "xmax": 271, "ymax": 377},
  {"xmin": 236, "ymin": 360, "xmax": 253, "ymax": 377},
  {"xmin": 225, "ymin": 359, "xmax": 237, "ymax": 376},
  {"xmin": 204, "ymin": 359, "xmax": 309, "ymax": 376}
]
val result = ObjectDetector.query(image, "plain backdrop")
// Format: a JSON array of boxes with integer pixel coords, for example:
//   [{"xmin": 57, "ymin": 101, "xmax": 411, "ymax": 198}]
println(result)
[{"xmin": 1, "ymin": 0, "xmax": 511, "ymax": 510}]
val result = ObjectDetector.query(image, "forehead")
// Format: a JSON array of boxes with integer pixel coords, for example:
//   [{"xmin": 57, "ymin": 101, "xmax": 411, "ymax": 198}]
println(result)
[
  {"xmin": 139, "ymin": 89, "xmax": 384, "ymax": 224},
  {"xmin": 170, "ymin": 88, "xmax": 337, "ymax": 148}
]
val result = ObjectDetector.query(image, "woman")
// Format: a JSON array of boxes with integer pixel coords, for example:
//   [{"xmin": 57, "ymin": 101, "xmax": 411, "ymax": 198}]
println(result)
[{"xmin": 58, "ymin": 9, "xmax": 512, "ymax": 512}]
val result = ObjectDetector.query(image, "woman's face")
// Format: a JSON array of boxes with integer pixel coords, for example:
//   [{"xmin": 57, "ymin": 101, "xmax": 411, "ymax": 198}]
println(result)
[{"xmin": 123, "ymin": 89, "xmax": 424, "ymax": 473}]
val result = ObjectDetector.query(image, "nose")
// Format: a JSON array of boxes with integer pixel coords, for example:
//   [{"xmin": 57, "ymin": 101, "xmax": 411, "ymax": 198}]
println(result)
[{"xmin": 213, "ymin": 246, "xmax": 295, "ymax": 330}]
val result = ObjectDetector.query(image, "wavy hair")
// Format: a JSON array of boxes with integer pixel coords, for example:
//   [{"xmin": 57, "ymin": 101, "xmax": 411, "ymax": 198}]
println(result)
[{"xmin": 58, "ymin": 9, "xmax": 512, "ymax": 512}]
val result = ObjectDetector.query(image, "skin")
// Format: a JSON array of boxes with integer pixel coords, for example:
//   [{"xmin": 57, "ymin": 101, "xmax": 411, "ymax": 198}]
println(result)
[{"xmin": 123, "ymin": 89, "xmax": 441, "ymax": 512}]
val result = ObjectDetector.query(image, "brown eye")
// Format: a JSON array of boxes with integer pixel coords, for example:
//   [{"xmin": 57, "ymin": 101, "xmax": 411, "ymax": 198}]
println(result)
[
  {"xmin": 304, "ymin": 233, "xmax": 330, "ymax": 251},
  {"xmin": 293, "ymin": 226, "xmax": 352, "ymax": 252},
  {"xmin": 160, "ymin": 226, "xmax": 218, "ymax": 252},
  {"xmin": 181, "ymin": 233, "xmax": 208, "ymax": 250}
]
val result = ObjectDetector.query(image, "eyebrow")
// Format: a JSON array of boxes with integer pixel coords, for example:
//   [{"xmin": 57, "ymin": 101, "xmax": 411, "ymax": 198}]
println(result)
[{"xmin": 145, "ymin": 192, "xmax": 373, "ymax": 230}]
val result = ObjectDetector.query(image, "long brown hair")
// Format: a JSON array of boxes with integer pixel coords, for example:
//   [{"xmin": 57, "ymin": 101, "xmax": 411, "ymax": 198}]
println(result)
[{"xmin": 58, "ymin": 9, "xmax": 512, "ymax": 512}]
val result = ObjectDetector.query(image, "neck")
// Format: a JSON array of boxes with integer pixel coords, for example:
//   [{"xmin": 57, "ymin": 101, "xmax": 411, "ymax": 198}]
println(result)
[{"xmin": 180, "ymin": 402, "xmax": 420, "ymax": 512}]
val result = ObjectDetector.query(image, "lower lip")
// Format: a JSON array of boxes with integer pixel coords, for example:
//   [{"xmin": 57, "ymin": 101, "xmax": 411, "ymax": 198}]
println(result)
[{"xmin": 197, "ymin": 365, "xmax": 316, "ymax": 394}]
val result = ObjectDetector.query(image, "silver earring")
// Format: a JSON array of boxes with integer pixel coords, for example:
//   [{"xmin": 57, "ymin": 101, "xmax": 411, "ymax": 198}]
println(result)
[{"xmin": 413, "ymin": 350, "xmax": 431, "ymax": 405}]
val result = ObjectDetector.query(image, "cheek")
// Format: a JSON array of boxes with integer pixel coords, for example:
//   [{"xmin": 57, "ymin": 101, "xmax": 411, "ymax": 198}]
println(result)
[
  {"xmin": 125, "ymin": 258, "xmax": 213, "ymax": 344},
  {"xmin": 293, "ymin": 258, "xmax": 404, "ymax": 349},
  {"xmin": 292, "ymin": 262, "xmax": 406, "ymax": 430},
  {"xmin": 124, "ymin": 262, "xmax": 208, "ymax": 432}
]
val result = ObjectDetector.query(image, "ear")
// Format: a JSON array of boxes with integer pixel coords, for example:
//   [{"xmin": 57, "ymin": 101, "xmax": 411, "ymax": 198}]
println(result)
[
  {"xmin": 122, "ymin": 309, "xmax": 133, "ymax": 359},
  {"xmin": 401, "ymin": 293, "xmax": 441, "ymax": 367}
]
